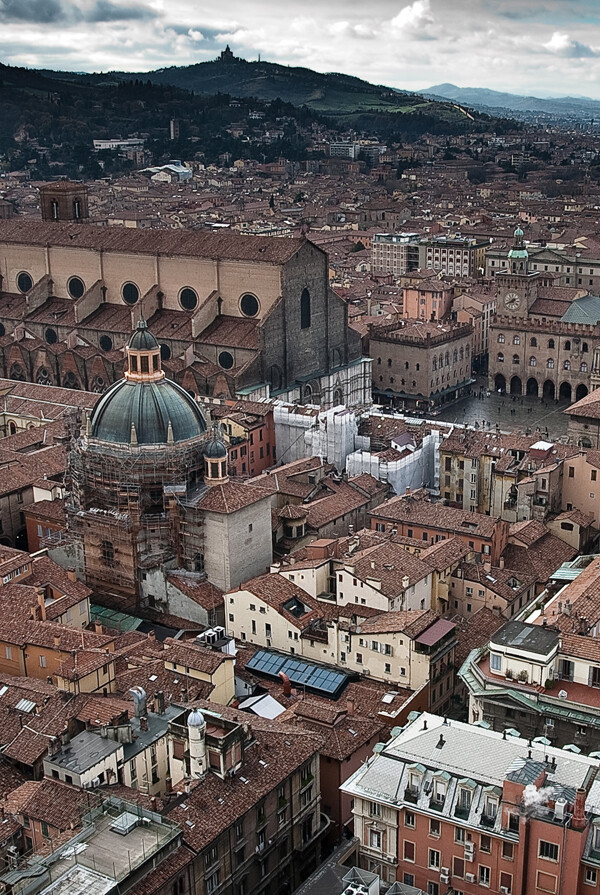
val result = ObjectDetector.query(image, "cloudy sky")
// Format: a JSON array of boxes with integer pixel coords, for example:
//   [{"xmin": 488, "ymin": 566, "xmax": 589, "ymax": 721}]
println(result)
[{"xmin": 3, "ymin": 0, "xmax": 600, "ymax": 98}]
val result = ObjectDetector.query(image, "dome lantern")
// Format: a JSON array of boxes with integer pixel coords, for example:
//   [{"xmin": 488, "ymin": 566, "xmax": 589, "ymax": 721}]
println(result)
[{"xmin": 125, "ymin": 318, "xmax": 164, "ymax": 383}]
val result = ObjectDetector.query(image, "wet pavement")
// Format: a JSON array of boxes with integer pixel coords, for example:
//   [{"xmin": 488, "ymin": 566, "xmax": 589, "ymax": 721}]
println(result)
[{"xmin": 433, "ymin": 377, "xmax": 571, "ymax": 441}]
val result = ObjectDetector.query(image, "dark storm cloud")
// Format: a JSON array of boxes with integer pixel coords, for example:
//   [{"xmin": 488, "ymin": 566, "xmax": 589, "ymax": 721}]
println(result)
[
  {"xmin": 86, "ymin": 0, "xmax": 155, "ymax": 22},
  {"xmin": 0, "ymin": 0, "xmax": 75, "ymax": 23}
]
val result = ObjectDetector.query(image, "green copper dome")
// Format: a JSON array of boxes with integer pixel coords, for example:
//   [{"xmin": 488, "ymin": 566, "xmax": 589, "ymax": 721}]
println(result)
[
  {"xmin": 90, "ymin": 378, "xmax": 206, "ymax": 445},
  {"xmin": 128, "ymin": 319, "xmax": 159, "ymax": 351},
  {"xmin": 204, "ymin": 435, "xmax": 227, "ymax": 459}
]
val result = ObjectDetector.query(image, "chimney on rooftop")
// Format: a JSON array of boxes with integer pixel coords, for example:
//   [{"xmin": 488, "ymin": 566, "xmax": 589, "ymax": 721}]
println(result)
[
  {"xmin": 499, "ymin": 557, "xmax": 505, "ymax": 569},
  {"xmin": 573, "ymin": 788, "xmax": 587, "ymax": 831},
  {"xmin": 36, "ymin": 590, "xmax": 47, "ymax": 621},
  {"xmin": 346, "ymin": 695, "xmax": 355, "ymax": 716},
  {"xmin": 155, "ymin": 691, "xmax": 165, "ymax": 715},
  {"xmin": 94, "ymin": 622, "xmax": 103, "ymax": 635},
  {"xmin": 67, "ymin": 569, "xmax": 77, "ymax": 583},
  {"xmin": 140, "ymin": 716, "xmax": 148, "ymax": 732},
  {"xmin": 148, "ymin": 630, "xmax": 156, "ymax": 641},
  {"xmin": 279, "ymin": 672, "xmax": 292, "ymax": 698}
]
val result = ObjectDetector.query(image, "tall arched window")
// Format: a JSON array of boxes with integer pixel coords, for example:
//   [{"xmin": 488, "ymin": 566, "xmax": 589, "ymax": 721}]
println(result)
[
  {"xmin": 530, "ymin": 337, "xmax": 537, "ymax": 347},
  {"xmin": 529, "ymin": 357, "xmax": 536, "ymax": 367},
  {"xmin": 300, "ymin": 289, "xmax": 311, "ymax": 329}
]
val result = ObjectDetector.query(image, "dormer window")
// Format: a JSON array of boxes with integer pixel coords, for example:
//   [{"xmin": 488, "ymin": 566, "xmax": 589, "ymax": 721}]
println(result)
[
  {"xmin": 433, "ymin": 780, "xmax": 446, "ymax": 803},
  {"xmin": 459, "ymin": 787, "xmax": 472, "ymax": 811},
  {"xmin": 409, "ymin": 772, "xmax": 421, "ymax": 791},
  {"xmin": 405, "ymin": 762, "xmax": 425, "ymax": 800},
  {"xmin": 484, "ymin": 795, "xmax": 498, "ymax": 819}
]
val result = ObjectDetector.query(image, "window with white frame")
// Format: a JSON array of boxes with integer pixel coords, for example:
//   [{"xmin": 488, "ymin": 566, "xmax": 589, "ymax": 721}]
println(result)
[
  {"xmin": 370, "ymin": 829, "xmax": 382, "ymax": 850},
  {"xmin": 490, "ymin": 653, "xmax": 502, "ymax": 671},
  {"xmin": 428, "ymin": 848, "xmax": 440, "ymax": 869}
]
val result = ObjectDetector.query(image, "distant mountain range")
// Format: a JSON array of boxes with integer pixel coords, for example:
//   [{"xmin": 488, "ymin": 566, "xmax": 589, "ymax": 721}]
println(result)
[{"xmin": 423, "ymin": 83, "xmax": 600, "ymax": 118}]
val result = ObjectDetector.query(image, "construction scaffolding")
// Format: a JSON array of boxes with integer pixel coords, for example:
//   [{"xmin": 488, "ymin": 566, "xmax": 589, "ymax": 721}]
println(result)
[{"xmin": 66, "ymin": 426, "xmax": 208, "ymax": 608}]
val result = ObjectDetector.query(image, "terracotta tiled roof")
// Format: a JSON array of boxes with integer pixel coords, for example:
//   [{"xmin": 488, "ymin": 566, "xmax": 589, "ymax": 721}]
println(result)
[
  {"xmin": 166, "ymin": 575, "xmax": 223, "ymax": 612},
  {"xmin": 167, "ymin": 720, "xmax": 323, "ymax": 852},
  {"xmin": 194, "ymin": 481, "xmax": 271, "ymax": 514},
  {"xmin": 0, "ymin": 219, "xmax": 304, "ymax": 264},
  {"xmin": 347, "ymin": 541, "xmax": 432, "ymax": 595},
  {"xmin": 126, "ymin": 846, "xmax": 194, "ymax": 895},
  {"xmin": 115, "ymin": 658, "xmax": 214, "ymax": 704},
  {"xmin": 235, "ymin": 573, "xmax": 322, "ymax": 629},
  {"xmin": 3, "ymin": 779, "xmax": 100, "ymax": 831},
  {"xmin": 501, "ymin": 535, "xmax": 577, "ymax": 585},
  {"xmin": 25, "ymin": 499, "xmax": 67, "ymax": 525},
  {"xmin": 371, "ymin": 492, "xmax": 500, "ymax": 538},
  {"xmin": 566, "ymin": 389, "xmax": 600, "ymax": 419},
  {"xmin": 163, "ymin": 638, "xmax": 234, "ymax": 675},
  {"xmin": 452, "ymin": 608, "xmax": 506, "ymax": 668},
  {"xmin": 560, "ymin": 632, "xmax": 600, "ymax": 663},
  {"xmin": 0, "ymin": 759, "xmax": 27, "ymax": 800},
  {"xmin": 357, "ymin": 609, "xmax": 440, "ymax": 638}
]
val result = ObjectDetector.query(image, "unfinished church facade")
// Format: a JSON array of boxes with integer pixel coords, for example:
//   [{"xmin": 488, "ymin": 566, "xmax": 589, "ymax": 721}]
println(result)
[
  {"xmin": 0, "ymin": 215, "xmax": 371, "ymax": 408},
  {"xmin": 67, "ymin": 320, "xmax": 273, "ymax": 615}
]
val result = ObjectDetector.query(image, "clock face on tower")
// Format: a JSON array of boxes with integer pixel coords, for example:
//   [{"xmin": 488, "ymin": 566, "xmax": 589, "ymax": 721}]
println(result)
[{"xmin": 504, "ymin": 291, "xmax": 521, "ymax": 311}]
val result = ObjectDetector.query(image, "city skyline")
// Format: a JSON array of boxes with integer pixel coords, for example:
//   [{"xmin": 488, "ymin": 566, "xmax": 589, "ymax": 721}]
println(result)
[{"xmin": 3, "ymin": 0, "xmax": 600, "ymax": 99}]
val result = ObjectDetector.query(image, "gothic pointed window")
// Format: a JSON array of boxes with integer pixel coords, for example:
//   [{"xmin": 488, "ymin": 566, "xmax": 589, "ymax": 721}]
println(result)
[{"xmin": 300, "ymin": 289, "xmax": 311, "ymax": 329}]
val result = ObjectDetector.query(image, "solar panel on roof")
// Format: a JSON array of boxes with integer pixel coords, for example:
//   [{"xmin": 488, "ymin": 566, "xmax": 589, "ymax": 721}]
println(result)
[{"xmin": 246, "ymin": 649, "xmax": 351, "ymax": 698}]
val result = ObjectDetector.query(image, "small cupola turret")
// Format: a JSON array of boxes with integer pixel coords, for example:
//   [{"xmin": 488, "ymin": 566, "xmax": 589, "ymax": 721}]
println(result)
[
  {"xmin": 125, "ymin": 318, "xmax": 164, "ymax": 383},
  {"xmin": 203, "ymin": 426, "xmax": 229, "ymax": 485}
]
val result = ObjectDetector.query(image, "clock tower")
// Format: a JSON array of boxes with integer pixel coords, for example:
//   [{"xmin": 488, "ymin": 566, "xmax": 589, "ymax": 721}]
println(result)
[{"xmin": 495, "ymin": 225, "xmax": 539, "ymax": 318}]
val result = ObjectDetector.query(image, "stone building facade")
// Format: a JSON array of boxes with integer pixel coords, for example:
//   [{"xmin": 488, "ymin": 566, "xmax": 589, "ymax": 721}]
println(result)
[
  {"xmin": 488, "ymin": 226, "xmax": 600, "ymax": 400},
  {"xmin": 490, "ymin": 317, "xmax": 597, "ymax": 401},
  {"xmin": 369, "ymin": 319, "xmax": 473, "ymax": 410}
]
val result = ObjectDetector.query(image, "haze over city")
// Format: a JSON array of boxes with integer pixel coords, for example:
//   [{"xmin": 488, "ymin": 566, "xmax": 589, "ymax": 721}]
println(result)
[{"xmin": 3, "ymin": 0, "xmax": 600, "ymax": 98}]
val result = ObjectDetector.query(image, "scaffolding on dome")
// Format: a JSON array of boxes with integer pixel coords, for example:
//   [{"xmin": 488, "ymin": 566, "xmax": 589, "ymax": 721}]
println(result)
[{"xmin": 66, "ymin": 422, "xmax": 208, "ymax": 607}]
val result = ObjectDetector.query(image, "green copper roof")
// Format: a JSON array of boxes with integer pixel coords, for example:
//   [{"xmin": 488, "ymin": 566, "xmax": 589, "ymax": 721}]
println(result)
[{"xmin": 90, "ymin": 377, "xmax": 206, "ymax": 445}]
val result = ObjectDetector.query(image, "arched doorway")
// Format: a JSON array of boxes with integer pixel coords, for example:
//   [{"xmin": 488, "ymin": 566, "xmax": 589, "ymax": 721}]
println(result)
[
  {"xmin": 576, "ymin": 383, "xmax": 588, "ymax": 402},
  {"xmin": 543, "ymin": 380, "xmax": 555, "ymax": 400},
  {"xmin": 495, "ymin": 373, "xmax": 506, "ymax": 393},
  {"xmin": 510, "ymin": 376, "xmax": 522, "ymax": 396},
  {"xmin": 526, "ymin": 378, "xmax": 539, "ymax": 397},
  {"xmin": 559, "ymin": 381, "xmax": 572, "ymax": 401}
]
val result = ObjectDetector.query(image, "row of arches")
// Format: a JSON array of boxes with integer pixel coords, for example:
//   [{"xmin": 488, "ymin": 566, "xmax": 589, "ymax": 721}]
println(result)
[{"xmin": 494, "ymin": 374, "xmax": 588, "ymax": 402}]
